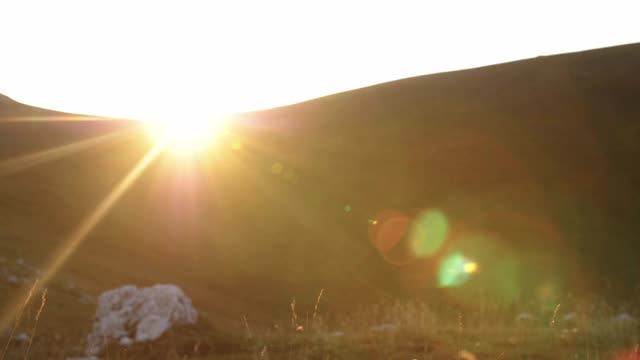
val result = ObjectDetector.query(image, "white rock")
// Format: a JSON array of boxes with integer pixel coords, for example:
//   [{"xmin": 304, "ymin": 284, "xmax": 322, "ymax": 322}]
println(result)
[
  {"xmin": 86, "ymin": 284, "xmax": 198, "ymax": 356},
  {"xmin": 560, "ymin": 312, "xmax": 581, "ymax": 327},
  {"xmin": 562, "ymin": 312, "xmax": 577, "ymax": 323},
  {"xmin": 612, "ymin": 312, "xmax": 637, "ymax": 324},
  {"xmin": 369, "ymin": 323, "xmax": 398, "ymax": 332},
  {"xmin": 14, "ymin": 332, "xmax": 29, "ymax": 344},
  {"xmin": 135, "ymin": 314, "xmax": 170, "ymax": 342},
  {"xmin": 119, "ymin": 336, "xmax": 134, "ymax": 346},
  {"xmin": 515, "ymin": 312, "xmax": 534, "ymax": 325}
]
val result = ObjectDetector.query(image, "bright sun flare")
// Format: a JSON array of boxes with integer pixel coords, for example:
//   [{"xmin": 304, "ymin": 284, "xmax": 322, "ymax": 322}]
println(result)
[{"xmin": 147, "ymin": 118, "xmax": 225, "ymax": 155}]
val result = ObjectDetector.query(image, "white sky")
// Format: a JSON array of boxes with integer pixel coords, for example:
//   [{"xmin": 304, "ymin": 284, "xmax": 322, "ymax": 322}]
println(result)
[{"xmin": 0, "ymin": 0, "xmax": 638, "ymax": 121}]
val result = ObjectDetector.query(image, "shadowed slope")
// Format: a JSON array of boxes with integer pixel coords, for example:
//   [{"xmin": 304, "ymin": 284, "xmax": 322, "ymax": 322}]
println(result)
[{"xmin": 230, "ymin": 42, "xmax": 640, "ymax": 298}]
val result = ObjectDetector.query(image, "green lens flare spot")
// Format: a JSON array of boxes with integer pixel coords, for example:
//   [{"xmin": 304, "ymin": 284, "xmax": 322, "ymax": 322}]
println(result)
[
  {"xmin": 271, "ymin": 162, "xmax": 283, "ymax": 175},
  {"xmin": 344, "ymin": 205, "xmax": 352, "ymax": 213},
  {"xmin": 409, "ymin": 209, "xmax": 448, "ymax": 257},
  {"xmin": 438, "ymin": 252, "xmax": 475, "ymax": 287}
]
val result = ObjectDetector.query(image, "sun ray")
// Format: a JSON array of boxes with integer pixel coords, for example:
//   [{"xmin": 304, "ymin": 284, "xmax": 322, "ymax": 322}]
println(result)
[
  {"xmin": 0, "ymin": 145, "xmax": 161, "ymax": 331},
  {"xmin": 0, "ymin": 130, "xmax": 132, "ymax": 178}
]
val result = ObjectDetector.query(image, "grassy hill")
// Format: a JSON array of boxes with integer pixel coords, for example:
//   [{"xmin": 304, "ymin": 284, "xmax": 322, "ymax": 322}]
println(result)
[{"xmin": 1, "ymin": 43, "xmax": 639, "ymax": 358}]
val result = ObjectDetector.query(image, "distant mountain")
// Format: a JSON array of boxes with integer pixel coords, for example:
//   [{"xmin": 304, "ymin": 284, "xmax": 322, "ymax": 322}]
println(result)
[{"xmin": 0, "ymin": 93, "xmax": 67, "ymax": 119}]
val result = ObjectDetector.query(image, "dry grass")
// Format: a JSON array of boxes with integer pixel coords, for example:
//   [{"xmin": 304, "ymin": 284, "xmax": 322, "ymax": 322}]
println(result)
[
  {"xmin": 22, "ymin": 288, "xmax": 47, "ymax": 360},
  {"xmin": 171, "ymin": 291, "xmax": 639, "ymax": 360},
  {"xmin": 1, "ymin": 280, "xmax": 39, "ymax": 360},
  {"xmin": 1, "ymin": 284, "xmax": 640, "ymax": 359},
  {"xmin": 227, "ymin": 296, "xmax": 640, "ymax": 360}
]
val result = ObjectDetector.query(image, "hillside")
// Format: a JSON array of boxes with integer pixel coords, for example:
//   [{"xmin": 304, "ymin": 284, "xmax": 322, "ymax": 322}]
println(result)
[
  {"xmin": 1, "ymin": 43, "xmax": 640, "ymax": 357},
  {"xmin": 229, "ymin": 42, "xmax": 640, "ymax": 298},
  {"xmin": 0, "ymin": 94, "xmax": 99, "ymax": 121}
]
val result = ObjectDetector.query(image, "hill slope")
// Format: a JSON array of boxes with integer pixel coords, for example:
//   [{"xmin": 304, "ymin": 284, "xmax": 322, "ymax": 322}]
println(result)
[
  {"xmin": 0, "ymin": 94, "xmax": 98, "ymax": 120},
  {"xmin": 230, "ymin": 42, "xmax": 640, "ymax": 297},
  {"xmin": 1, "ymin": 43, "xmax": 640, "ymax": 347}
]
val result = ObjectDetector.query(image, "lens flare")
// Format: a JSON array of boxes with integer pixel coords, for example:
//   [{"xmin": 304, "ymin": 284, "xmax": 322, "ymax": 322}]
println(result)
[
  {"xmin": 409, "ymin": 209, "xmax": 448, "ymax": 257},
  {"xmin": 453, "ymin": 234, "xmax": 524, "ymax": 302},
  {"xmin": 369, "ymin": 210, "xmax": 410, "ymax": 253},
  {"xmin": 463, "ymin": 261, "xmax": 478, "ymax": 273},
  {"xmin": 613, "ymin": 349, "xmax": 640, "ymax": 360},
  {"xmin": 438, "ymin": 252, "xmax": 477, "ymax": 287},
  {"xmin": 271, "ymin": 162, "xmax": 283, "ymax": 174}
]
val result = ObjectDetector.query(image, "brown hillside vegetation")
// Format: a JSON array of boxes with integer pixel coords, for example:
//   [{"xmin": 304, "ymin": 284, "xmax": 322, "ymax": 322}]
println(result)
[{"xmin": 1, "ymin": 43, "xmax": 640, "ymax": 359}]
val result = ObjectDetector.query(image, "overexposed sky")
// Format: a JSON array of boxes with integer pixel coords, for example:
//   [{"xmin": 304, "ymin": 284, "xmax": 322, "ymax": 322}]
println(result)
[{"xmin": 0, "ymin": 0, "xmax": 638, "ymax": 121}]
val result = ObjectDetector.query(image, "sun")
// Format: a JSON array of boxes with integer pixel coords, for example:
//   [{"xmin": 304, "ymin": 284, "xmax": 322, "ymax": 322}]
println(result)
[{"xmin": 146, "ymin": 117, "xmax": 225, "ymax": 155}]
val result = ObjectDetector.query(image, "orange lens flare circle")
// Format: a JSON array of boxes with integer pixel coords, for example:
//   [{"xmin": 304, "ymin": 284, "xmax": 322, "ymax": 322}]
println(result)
[
  {"xmin": 368, "ymin": 210, "xmax": 415, "ymax": 265},
  {"xmin": 369, "ymin": 210, "xmax": 409, "ymax": 253}
]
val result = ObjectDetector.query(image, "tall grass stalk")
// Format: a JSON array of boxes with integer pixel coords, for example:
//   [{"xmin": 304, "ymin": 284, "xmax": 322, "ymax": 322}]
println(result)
[
  {"xmin": 23, "ymin": 288, "xmax": 47, "ymax": 360},
  {"xmin": 1, "ymin": 279, "xmax": 38, "ymax": 360},
  {"xmin": 550, "ymin": 303, "xmax": 561, "ymax": 327},
  {"xmin": 290, "ymin": 297, "xmax": 298, "ymax": 329},
  {"xmin": 312, "ymin": 289, "xmax": 324, "ymax": 322},
  {"xmin": 243, "ymin": 314, "xmax": 253, "ymax": 339}
]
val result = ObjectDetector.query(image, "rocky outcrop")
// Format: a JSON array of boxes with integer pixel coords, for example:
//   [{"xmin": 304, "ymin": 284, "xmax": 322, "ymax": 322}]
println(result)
[{"xmin": 86, "ymin": 284, "xmax": 198, "ymax": 356}]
